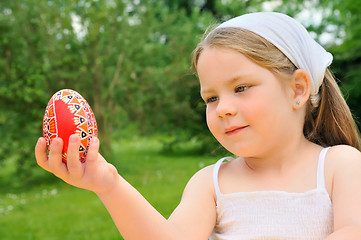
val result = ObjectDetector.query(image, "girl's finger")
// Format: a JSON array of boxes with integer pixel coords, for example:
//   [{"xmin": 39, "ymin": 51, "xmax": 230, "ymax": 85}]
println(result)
[
  {"xmin": 66, "ymin": 134, "xmax": 83, "ymax": 178},
  {"xmin": 84, "ymin": 136, "xmax": 100, "ymax": 173},
  {"xmin": 48, "ymin": 137, "xmax": 68, "ymax": 178},
  {"xmin": 35, "ymin": 137, "xmax": 50, "ymax": 172}
]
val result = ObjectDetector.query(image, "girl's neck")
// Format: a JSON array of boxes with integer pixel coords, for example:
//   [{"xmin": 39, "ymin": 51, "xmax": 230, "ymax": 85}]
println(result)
[{"xmin": 242, "ymin": 136, "xmax": 319, "ymax": 175}]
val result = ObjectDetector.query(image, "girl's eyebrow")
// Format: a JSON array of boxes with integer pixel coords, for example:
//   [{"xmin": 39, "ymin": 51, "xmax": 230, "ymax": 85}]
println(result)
[{"xmin": 200, "ymin": 74, "xmax": 250, "ymax": 96}]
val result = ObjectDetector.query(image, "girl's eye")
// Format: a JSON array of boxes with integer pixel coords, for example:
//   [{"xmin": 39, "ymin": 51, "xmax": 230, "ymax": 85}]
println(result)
[
  {"xmin": 206, "ymin": 96, "xmax": 218, "ymax": 104},
  {"xmin": 235, "ymin": 85, "xmax": 249, "ymax": 93}
]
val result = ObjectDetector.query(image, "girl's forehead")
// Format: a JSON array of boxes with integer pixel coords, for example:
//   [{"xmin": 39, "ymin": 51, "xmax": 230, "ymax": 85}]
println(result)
[
  {"xmin": 197, "ymin": 47, "xmax": 265, "ymax": 81},
  {"xmin": 198, "ymin": 46, "xmax": 293, "ymax": 94},
  {"xmin": 198, "ymin": 47, "xmax": 246, "ymax": 72}
]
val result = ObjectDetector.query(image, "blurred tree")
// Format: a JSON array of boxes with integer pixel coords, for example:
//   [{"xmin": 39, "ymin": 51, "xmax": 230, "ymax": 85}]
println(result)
[
  {"xmin": 0, "ymin": 0, "xmax": 67, "ymax": 180},
  {"xmin": 0, "ymin": 0, "xmax": 216, "ymax": 181}
]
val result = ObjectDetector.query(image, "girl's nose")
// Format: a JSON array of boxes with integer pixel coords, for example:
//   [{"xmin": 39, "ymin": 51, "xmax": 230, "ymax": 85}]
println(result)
[{"xmin": 216, "ymin": 98, "xmax": 237, "ymax": 119}]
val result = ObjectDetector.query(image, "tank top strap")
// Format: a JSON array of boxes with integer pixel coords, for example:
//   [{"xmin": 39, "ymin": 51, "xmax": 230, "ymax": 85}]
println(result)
[
  {"xmin": 213, "ymin": 157, "xmax": 234, "ymax": 197},
  {"xmin": 316, "ymin": 147, "xmax": 331, "ymax": 190}
]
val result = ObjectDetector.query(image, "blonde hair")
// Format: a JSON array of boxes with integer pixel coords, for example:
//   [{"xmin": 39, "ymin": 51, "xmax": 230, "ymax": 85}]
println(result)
[{"xmin": 192, "ymin": 27, "xmax": 361, "ymax": 151}]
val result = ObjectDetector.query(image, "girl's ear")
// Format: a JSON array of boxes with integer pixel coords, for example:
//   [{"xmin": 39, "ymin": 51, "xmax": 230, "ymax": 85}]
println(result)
[{"xmin": 291, "ymin": 69, "xmax": 311, "ymax": 109}]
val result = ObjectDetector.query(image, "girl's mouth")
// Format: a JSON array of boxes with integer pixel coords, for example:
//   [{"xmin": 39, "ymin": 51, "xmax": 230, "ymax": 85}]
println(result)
[{"xmin": 225, "ymin": 126, "xmax": 248, "ymax": 135}]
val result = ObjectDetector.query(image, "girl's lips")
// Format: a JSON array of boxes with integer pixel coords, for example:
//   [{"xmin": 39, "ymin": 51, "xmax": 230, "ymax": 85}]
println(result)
[{"xmin": 225, "ymin": 126, "xmax": 248, "ymax": 135}]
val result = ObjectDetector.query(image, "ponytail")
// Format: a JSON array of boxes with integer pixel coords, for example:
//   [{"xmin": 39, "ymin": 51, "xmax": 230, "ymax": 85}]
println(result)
[{"xmin": 304, "ymin": 69, "xmax": 361, "ymax": 151}]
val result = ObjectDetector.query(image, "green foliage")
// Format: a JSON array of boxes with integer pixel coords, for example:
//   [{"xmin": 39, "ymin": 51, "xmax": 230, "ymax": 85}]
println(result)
[
  {"xmin": 0, "ymin": 0, "xmax": 55, "ymax": 181},
  {"xmin": 0, "ymin": 0, "xmax": 216, "ymax": 181}
]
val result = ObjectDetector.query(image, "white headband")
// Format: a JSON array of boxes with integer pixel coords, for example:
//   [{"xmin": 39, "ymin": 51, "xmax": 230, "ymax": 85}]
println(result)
[{"xmin": 213, "ymin": 12, "xmax": 333, "ymax": 107}]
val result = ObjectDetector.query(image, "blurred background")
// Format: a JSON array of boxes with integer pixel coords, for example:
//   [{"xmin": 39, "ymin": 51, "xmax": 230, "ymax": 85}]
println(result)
[{"xmin": 1, "ymin": 0, "xmax": 360, "ymax": 239}]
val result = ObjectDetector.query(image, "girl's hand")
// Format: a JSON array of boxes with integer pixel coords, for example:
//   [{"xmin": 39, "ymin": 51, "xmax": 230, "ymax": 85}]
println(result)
[{"xmin": 35, "ymin": 134, "xmax": 119, "ymax": 194}]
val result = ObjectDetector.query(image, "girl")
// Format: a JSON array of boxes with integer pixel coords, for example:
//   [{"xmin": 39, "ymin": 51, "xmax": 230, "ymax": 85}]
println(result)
[{"xmin": 35, "ymin": 12, "xmax": 361, "ymax": 239}]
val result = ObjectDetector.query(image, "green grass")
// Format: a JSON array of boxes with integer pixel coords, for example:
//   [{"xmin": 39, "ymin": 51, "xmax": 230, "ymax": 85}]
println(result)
[{"xmin": 0, "ymin": 137, "xmax": 218, "ymax": 240}]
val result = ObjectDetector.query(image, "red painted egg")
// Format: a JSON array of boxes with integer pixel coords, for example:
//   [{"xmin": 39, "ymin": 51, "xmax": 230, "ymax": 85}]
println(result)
[{"xmin": 42, "ymin": 89, "xmax": 98, "ymax": 163}]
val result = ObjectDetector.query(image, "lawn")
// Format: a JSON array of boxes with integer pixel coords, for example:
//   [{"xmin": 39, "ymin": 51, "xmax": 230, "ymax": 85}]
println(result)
[{"xmin": 0, "ymin": 137, "xmax": 219, "ymax": 239}]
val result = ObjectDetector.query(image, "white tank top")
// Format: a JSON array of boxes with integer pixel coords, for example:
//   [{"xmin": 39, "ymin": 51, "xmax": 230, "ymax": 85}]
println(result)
[{"xmin": 210, "ymin": 148, "xmax": 334, "ymax": 240}]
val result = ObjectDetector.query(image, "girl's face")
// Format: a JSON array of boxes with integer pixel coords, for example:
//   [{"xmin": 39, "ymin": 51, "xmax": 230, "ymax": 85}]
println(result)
[{"xmin": 197, "ymin": 47, "xmax": 295, "ymax": 158}]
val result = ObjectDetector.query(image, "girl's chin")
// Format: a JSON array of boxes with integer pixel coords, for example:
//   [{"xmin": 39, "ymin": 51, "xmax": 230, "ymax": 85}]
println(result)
[{"xmin": 224, "ymin": 146, "xmax": 254, "ymax": 158}]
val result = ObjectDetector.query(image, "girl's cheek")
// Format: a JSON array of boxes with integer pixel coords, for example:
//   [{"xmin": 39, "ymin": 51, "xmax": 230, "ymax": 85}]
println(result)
[
  {"xmin": 206, "ymin": 109, "xmax": 217, "ymax": 133},
  {"xmin": 243, "ymin": 97, "xmax": 264, "ymax": 119}
]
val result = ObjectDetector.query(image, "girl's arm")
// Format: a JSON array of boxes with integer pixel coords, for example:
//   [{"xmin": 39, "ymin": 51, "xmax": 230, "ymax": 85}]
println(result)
[
  {"xmin": 97, "ymin": 165, "xmax": 216, "ymax": 240},
  {"xmin": 326, "ymin": 145, "xmax": 361, "ymax": 239},
  {"xmin": 35, "ymin": 134, "xmax": 216, "ymax": 240}
]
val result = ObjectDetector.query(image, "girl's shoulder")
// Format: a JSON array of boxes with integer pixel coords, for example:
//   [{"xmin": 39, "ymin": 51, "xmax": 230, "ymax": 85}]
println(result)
[
  {"xmin": 183, "ymin": 163, "xmax": 217, "ymax": 198},
  {"xmin": 183, "ymin": 159, "xmax": 235, "ymax": 200},
  {"xmin": 326, "ymin": 145, "xmax": 361, "ymax": 169},
  {"xmin": 325, "ymin": 145, "xmax": 361, "ymax": 195},
  {"xmin": 325, "ymin": 145, "xmax": 361, "ymax": 180}
]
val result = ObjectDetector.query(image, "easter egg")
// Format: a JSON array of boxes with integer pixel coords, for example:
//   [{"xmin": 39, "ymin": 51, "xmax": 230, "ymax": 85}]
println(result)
[{"xmin": 42, "ymin": 89, "xmax": 98, "ymax": 163}]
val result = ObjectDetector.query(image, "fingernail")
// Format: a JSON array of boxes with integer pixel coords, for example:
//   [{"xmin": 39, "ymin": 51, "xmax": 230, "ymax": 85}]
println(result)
[
  {"xmin": 52, "ymin": 139, "xmax": 59, "ymax": 147},
  {"xmin": 91, "ymin": 137, "xmax": 98, "ymax": 144},
  {"xmin": 70, "ymin": 134, "xmax": 79, "ymax": 143}
]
